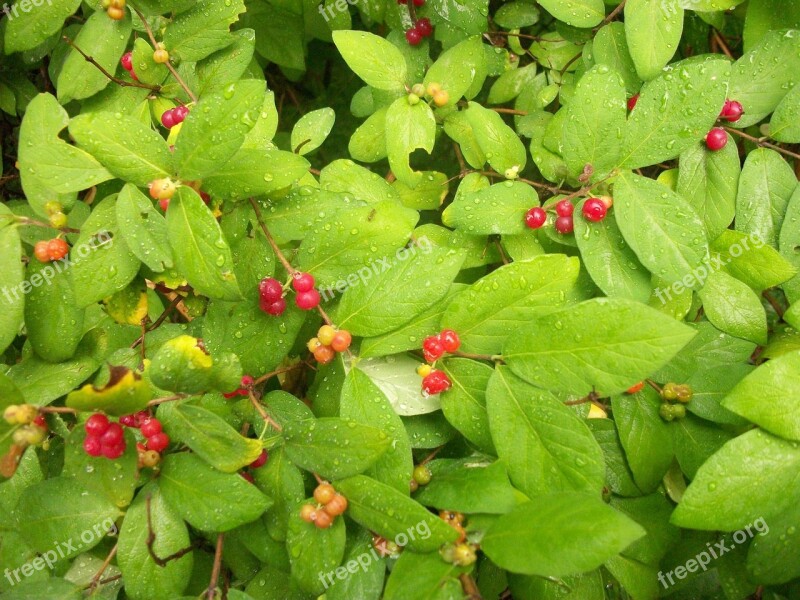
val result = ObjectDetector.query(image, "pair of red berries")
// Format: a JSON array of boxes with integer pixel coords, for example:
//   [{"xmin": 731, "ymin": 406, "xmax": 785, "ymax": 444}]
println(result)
[
  {"xmin": 83, "ymin": 414, "xmax": 126, "ymax": 459},
  {"xmin": 33, "ymin": 238, "xmax": 69, "ymax": 263},
  {"xmin": 422, "ymin": 329, "xmax": 460, "ymax": 363},
  {"xmin": 161, "ymin": 105, "xmax": 189, "ymax": 129},
  {"xmin": 258, "ymin": 273, "xmax": 320, "ymax": 316},
  {"xmin": 223, "ymin": 375, "xmax": 255, "ymax": 399},
  {"xmin": 120, "ymin": 52, "xmax": 138, "ymax": 81},
  {"xmin": 704, "ymin": 100, "xmax": 743, "ymax": 151},
  {"xmin": 405, "ymin": 18, "xmax": 433, "ymax": 45}
]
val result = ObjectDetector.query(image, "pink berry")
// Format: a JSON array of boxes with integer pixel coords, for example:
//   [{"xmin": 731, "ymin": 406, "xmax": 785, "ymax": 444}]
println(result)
[
  {"xmin": 121, "ymin": 52, "xmax": 133, "ymax": 72},
  {"xmin": 555, "ymin": 199, "xmax": 573, "ymax": 217},
  {"xmin": 555, "ymin": 215, "xmax": 574, "ymax": 234},
  {"xmin": 705, "ymin": 128, "xmax": 728, "ymax": 151},
  {"xmin": 173, "ymin": 106, "xmax": 189, "ymax": 124},
  {"xmin": 250, "ymin": 450, "xmax": 268, "ymax": 469},
  {"xmin": 119, "ymin": 414, "xmax": 136, "ymax": 427},
  {"xmin": 720, "ymin": 99, "xmax": 743, "ymax": 123},
  {"xmin": 100, "ymin": 422, "xmax": 124, "ymax": 446},
  {"xmin": 525, "ymin": 207, "xmax": 547, "ymax": 229},
  {"xmin": 422, "ymin": 336, "xmax": 444, "ymax": 363},
  {"xmin": 140, "ymin": 418, "xmax": 162, "ymax": 438},
  {"xmin": 161, "ymin": 109, "xmax": 176, "ymax": 129},
  {"xmin": 147, "ymin": 432, "xmax": 170, "ymax": 452},
  {"xmin": 295, "ymin": 289, "xmax": 321, "ymax": 310},
  {"xmin": 159, "ymin": 198, "xmax": 170, "ymax": 212},
  {"xmin": 102, "ymin": 443, "xmax": 125, "ymax": 460},
  {"xmin": 416, "ymin": 18, "xmax": 432, "ymax": 37},
  {"xmin": 406, "ymin": 28, "xmax": 423, "ymax": 46},
  {"xmin": 582, "ymin": 198, "xmax": 608, "ymax": 222},
  {"xmin": 292, "ymin": 272, "xmax": 315, "ymax": 293},
  {"xmin": 422, "ymin": 370, "xmax": 451, "ymax": 395},
  {"xmin": 259, "ymin": 277, "xmax": 283, "ymax": 303},
  {"xmin": 84, "ymin": 435, "xmax": 103, "ymax": 457},
  {"xmin": 627, "ymin": 94, "xmax": 639, "ymax": 111},
  {"xmin": 85, "ymin": 414, "xmax": 110, "ymax": 437},
  {"xmin": 263, "ymin": 298, "xmax": 286, "ymax": 316}
]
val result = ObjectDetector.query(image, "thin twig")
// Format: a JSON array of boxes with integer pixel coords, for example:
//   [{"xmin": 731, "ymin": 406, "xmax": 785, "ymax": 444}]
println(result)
[
  {"xmin": 62, "ymin": 36, "xmax": 160, "ymax": 92},
  {"xmin": 131, "ymin": 295, "xmax": 183, "ymax": 349},
  {"xmin": 459, "ymin": 573, "xmax": 483, "ymax": 600},
  {"xmin": 711, "ymin": 29, "xmax": 734, "ymax": 59},
  {"xmin": 89, "ymin": 544, "xmax": 117, "ymax": 591},
  {"xmin": 595, "ymin": 0, "xmax": 627, "ymax": 30},
  {"xmin": 147, "ymin": 394, "xmax": 190, "ymax": 408},
  {"xmin": 763, "ymin": 291, "xmax": 785, "ymax": 318},
  {"xmin": 725, "ymin": 127, "xmax": 800, "ymax": 161},
  {"xmin": 8, "ymin": 215, "xmax": 80, "ymax": 234},
  {"xmin": 249, "ymin": 198, "xmax": 296, "ymax": 275},
  {"xmin": 145, "ymin": 495, "xmax": 199, "ymax": 566},
  {"xmin": 253, "ymin": 363, "xmax": 304, "ymax": 386},
  {"xmin": 490, "ymin": 107, "xmax": 528, "ymax": 115},
  {"xmin": 248, "ymin": 390, "xmax": 283, "ymax": 432},
  {"xmin": 39, "ymin": 406, "xmax": 78, "ymax": 414},
  {"xmin": 206, "ymin": 534, "xmax": 225, "ymax": 600}
]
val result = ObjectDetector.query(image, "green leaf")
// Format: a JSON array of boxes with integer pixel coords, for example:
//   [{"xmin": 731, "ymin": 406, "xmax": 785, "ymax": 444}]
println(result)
[
  {"xmin": 320, "ymin": 159, "xmax": 401, "ymax": 206},
  {"xmin": 283, "ymin": 418, "xmax": 390, "ymax": 480},
  {"xmin": 349, "ymin": 108, "xmax": 388, "ymax": 162},
  {"xmin": 721, "ymin": 351, "xmax": 800, "ymax": 440},
  {"xmin": 252, "ymin": 446, "xmax": 305, "ymax": 542},
  {"xmin": 698, "ymin": 271, "xmax": 768, "ymax": 344},
  {"xmin": 202, "ymin": 147, "xmax": 310, "ymax": 201},
  {"xmin": 66, "ymin": 366, "xmax": 151, "ymax": 416},
  {"xmin": 286, "ymin": 499, "xmax": 347, "ymax": 595},
  {"xmin": 14, "ymin": 476, "xmax": 121, "ymax": 557},
  {"xmin": 671, "ymin": 429, "xmax": 800, "ymax": 530},
  {"xmin": 130, "ymin": 38, "xmax": 169, "ymax": 87},
  {"xmin": 735, "ymin": 148, "xmax": 796, "ymax": 248},
  {"xmin": 116, "ymin": 184, "xmax": 174, "ymax": 272},
  {"xmin": 561, "ymin": 65, "xmax": 627, "ymax": 178},
  {"xmin": 442, "ymin": 181, "xmax": 537, "ymax": 235},
  {"xmin": 158, "ymin": 402, "xmax": 264, "ymax": 472},
  {"xmin": 423, "ymin": 36, "xmax": 486, "ymax": 104},
  {"xmin": 463, "ymin": 101, "xmax": 527, "ymax": 174},
  {"xmin": 747, "ymin": 502, "xmax": 800, "ymax": 584},
  {"xmin": 68, "ymin": 112, "xmax": 174, "ymax": 186},
  {"xmin": 385, "ymin": 97, "xmax": 436, "ymax": 187},
  {"xmin": 148, "ymin": 334, "xmax": 241, "ymax": 395},
  {"xmin": 166, "ymin": 187, "xmax": 241, "ymax": 301},
  {"xmin": 384, "ymin": 551, "xmax": 465, "ymax": 600},
  {"xmin": 504, "ymin": 297, "xmax": 696, "ymax": 396},
  {"xmin": 588, "ymin": 420, "xmax": 641, "ymax": 497},
  {"xmin": 439, "ymin": 358, "xmax": 495, "ymax": 454},
  {"xmin": 57, "ymin": 10, "xmax": 132, "ymax": 103},
  {"xmin": 326, "ymin": 531, "xmax": 386, "ymax": 600},
  {"xmin": 332, "ymin": 31, "xmax": 408, "ymax": 91},
  {"xmin": 196, "ymin": 28, "xmax": 256, "ymax": 94},
  {"xmin": 482, "ymin": 492, "xmax": 645, "ymax": 577},
  {"xmin": 334, "ymin": 475, "xmax": 458, "ymax": 552},
  {"xmin": 335, "ymin": 245, "xmax": 464, "ymax": 336},
  {"xmin": 340, "ymin": 368, "xmax": 413, "ymax": 494},
  {"xmin": 780, "ymin": 186, "xmax": 800, "ymax": 303},
  {"xmin": 592, "ymin": 23, "xmax": 642, "ymax": 95},
  {"xmin": 5, "ymin": 0, "xmax": 82, "ymax": 54},
  {"xmin": 619, "ymin": 57, "xmax": 730, "ymax": 169},
  {"xmin": 0, "ymin": 211, "xmax": 24, "ymax": 355},
  {"xmin": 671, "ymin": 414, "xmax": 734, "ymax": 480},
  {"xmin": 117, "ymin": 484, "xmax": 193, "ymax": 600},
  {"xmin": 614, "ymin": 172, "xmax": 709, "ymax": 285},
  {"xmin": 414, "ymin": 458, "xmax": 517, "ymax": 514},
  {"xmin": 487, "ymin": 367, "xmax": 605, "ymax": 497},
  {"xmin": 291, "ymin": 108, "xmax": 335, "ymax": 155},
  {"xmin": 536, "ymin": 0, "xmax": 604, "ymax": 28},
  {"xmin": 624, "ymin": 0, "xmax": 683, "ymax": 81},
  {"xmin": 487, "ymin": 64, "xmax": 539, "ymax": 105},
  {"xmin": 174, "ymin": 79, "xmax": 265, "ymax": 180},
  {"xmin": 729, "ymin": 30, "xmax": 800, "ymax": 128},
  {"xmin": 441, "ymin": 255, "xmax": 581, "ymax": 355},
  {"xmin": 163, "ymin": 0, "xmax": 246, "ymax": 62},
  {"xmin": 769, "ymin": 83, "xmax": 800, "ymax": 143},
  {"xmin": 494, "ymin": 2, "xmax": 540, "ymax": 28},
  {"xmin": 159, "ymin": 453, "xmax": 271, "ymax": 531},
  {"xmin": 574, "ymin": 203, "xmax": 651, "ymax": 302}
]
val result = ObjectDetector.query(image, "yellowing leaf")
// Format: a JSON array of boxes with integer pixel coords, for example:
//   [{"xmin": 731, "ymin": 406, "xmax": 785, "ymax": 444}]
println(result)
[{"xmin": 67, "ymin": 366, "xmax": 152, "ymax": 416}]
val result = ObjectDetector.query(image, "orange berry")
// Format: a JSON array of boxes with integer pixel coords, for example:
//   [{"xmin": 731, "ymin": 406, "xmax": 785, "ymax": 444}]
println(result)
[
  {"xmin": 323, "ymin": 494, "xmax": 348, "ymax": 516},
  {"xmin": 330, "ymin": 330, "xmax": 352, "ymax": 353},
  {"xmin": 313, "ymin": 509, "xmax": 333, "ymax": 528},
  {"xmin": 300, "ymin": 504, "xmax": 316, "ymax": 523},
  {"xmin": 107, "ymin": 6, "xmax": 125, "ymax": 19},
  {"xmin": 47, "ymin": 239, "xmax": 69, "ymax": 261},
  {"xmin": 433, "ymin": 90, "xmax": 449, "ymax": 107},
  {"xmin": 153, "ymin": 47, "xmax": 169, "ymax": 64},
  {"xmin": 314, "ymin": 483, "xmax": 336, "ymax": 504},
  {"xmin": 313, "ymin": 345, "xmax": 335, "ymax": 365},
  {"xmin": 33, "ymin": 241, "xmax": 50, "ymax": 263},
  {"xmin": 149, "ymin": 178, "xmax": 176, "ymax": 201}
]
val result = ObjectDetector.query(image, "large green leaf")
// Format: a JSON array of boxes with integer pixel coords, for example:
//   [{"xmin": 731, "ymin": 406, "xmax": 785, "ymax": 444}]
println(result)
[
  {"xmin": 384, "ymin": 550, "xmax": 465, "ymax": 600},
  {"xmin": 332, "ymin": 31, "xmax": 408, "ymax": 91},
  {"xmin": 780, "ymin": 185, "xmax": 800, "ymax": 303},
  {"xmin": 505, "ymin": 298, "xmax": 696, "ymax": 395},
  {"xmin": 439, "ymin": 358, "xmax": 495, "ymax": 454},
  {"xmin": 166, "ymin": 187, "xmax": 241, "ymax": 301},
  {"xmin": 487, "ymin": 367, "xmax": 605, "ymax": 497},
  {"xmin": 698, "ymin": 271, "xmax": 768, "ymax": 345},
  {"xmin": 442, "ymin": 181, "xmax": 537, "ymax": 235},
  {"xmin": 413, "ymin": 458, "xmax": 516, "ymax": 514},
  {"xmin": 769, "ymin": 84, "xmax": 800, "ymax": 143},
  {"xmin": 482, "ymin": 493, "xmax": 646, "ymax": 577},
  {"xmin": 592, "ymin": 23, "xmax": 642, "ymax": 95},
  {"xmin": 5, "ymin": 0, "xmax": 82, "ymax": 54},
  {"xmin": 463, "ymin": 101, "xmax": 527, "ymax": 174},
  {"xmin": 747, "ymin": 502, "xmax": 800, "ymax": 584},
  {"xmin": 423, "ymin": 36, "xmax": 486, "ymax": 104},
  {"xmin": 536, "ymin": 0, "xmax": 604, "ymax": 28},
  {"xmin": 0, "ymin": 209, "xmax": 24, "ymax": 354},
  {"xmin": 624, "ymin": 0, "xmax": 683, "ymax": 81},
  {"xmin": 163, "ymin": 0, "xmax": 246, "ymax": 62},
  {"xmin": 252, "ymin": 446, "xmax": 305, "ymax": 542},
  {"xmin": 385, "ymin": 97, "xmax": 436, "ymax": 187}
]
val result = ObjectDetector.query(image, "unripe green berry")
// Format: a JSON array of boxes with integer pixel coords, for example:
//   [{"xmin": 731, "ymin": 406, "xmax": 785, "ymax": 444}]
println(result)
[
  {"xmin": 3, "ymin": 405, "xmax": 19, "ymax": 425},
  {"xmin": 675, "ymin": 384, "xmax": 693, "ymax": 403},
  {"xmin": 407, "ymin": 93, "xmax": 420, "ymax": 105},
  {"xmin": 452, "ymin": 543, "xmax": 477, "ymax": 566},
  {"xmin": 671, "ymin": 404, "xmax": 686, "ymax": 419},
  {"xmin": 410, "ymin": 83, "xmax": 426, "ymax": 96},
  {"xmin": 44, "ymin": 201, "xmax": 62, "ymax": 215},
  {"xmin": 49, "ymin": 212, "xmax": 68, "ymax": 228},
  {"xmin": 661, "ymin": 382, "xmax": 678, "ymax": 402},
  {"xmin": 659, "ymin": 403, "xmax": 675, "ymax": 422},
  {"xmin": 413, "ymin": 464, "xmax": 432, "ymax": 485}
]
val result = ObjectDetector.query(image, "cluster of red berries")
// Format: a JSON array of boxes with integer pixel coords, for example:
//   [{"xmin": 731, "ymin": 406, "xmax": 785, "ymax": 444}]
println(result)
[
  {"xmin": 307, "ymin": 324, "xmax": 352, "ymax": 365},
  {"xmin": 161, "ymin": 105, "xmax": 189, "ymax": 129},
  {"xmin": 705, "ymin": 99, "xmax": 744, "ymax": 151},
  {"xmin": 33, "ymin": 238, "xmax": 69, "ymax": 263},
  {"xmin": 223, "ymin": 375, "xmax": 255, "ymax": 399},
  {"xmin": 405, "ymin": 18, "xmax": 433, "ymax": 46},
  {"xmin": 120, "ymin": 51, "xmax": 137, "ymax": 80},
  {"xmin": 299, "ymin": 482, "xmax": 348, "ymax": 529},
  {"xmin": 83, "ymin": 414, "xmax": 126, "ymax": 459},
  {"xmin": 526, "ymin": 196, "xmax": 612, "ymax": 234},
  {"xmin": 259, "ymin": 272, "xmax": 320, "ymax": 316},
  {"xmin": 103, "ymin": 0, "xmax": 126, "ymax": 20},
  {"xmin": 422, "ymin": 329, "xmax": 460, "ymax": 362}
]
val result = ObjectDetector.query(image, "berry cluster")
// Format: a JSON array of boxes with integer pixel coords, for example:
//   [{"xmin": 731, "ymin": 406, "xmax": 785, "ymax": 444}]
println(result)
[
  {"xmin": 149, "ymin": 178, "xmax": 177, "ymax": 211},
  {"xmin": 299, "ymin": 482, "xmax": 348, "ymax": 529},
  {"xmin": 411, "ymin": 82, "xmax": 448, "ymax": 108},
  {"xmin": 83, "ymin": 414, "xmax": 126, "ymax": 459},
  {"xmin": 161, "ymin": 105, "xmax": 189, "ymax": 129},
  {"xmin": 153, "ymin": 42, "xmax": 169, "ymax": 64},
  {"xmin": 422, "ymin": 329, "xmax": 460, "ymax": 362},
  {"xmin": 409, "ymin": 463, "xmax": 432, "ymax": 492},
  {"xmin": 292, "ymin": 272, "xmax": 321, "ymax": 310},
  {"xmin": 307, "ymin": 324, "xmax": 352, "ymax": 365},
  {"xmin": 119, "ymin": 410, "xmax": 149, "ymax": 428},
  {"xmin": 33, "ymin": 238, "xmax": 69, "ymax": 263},
  {"xmin": 405, "ymin": 18, "xmax": 433, "ymax": 46},
  {"xmin": 223, "ymin": 375, "xmax": 255, "ymax": 399},
  {"xmin": 526, "ymin": 196, "xmax": 613, "ymax": 235},
  {"xmin": 103, "ymin": 0, "xmax": 126, "ymax": 20},
  {"xmin": 258, "ymin": 272, "xmax": 321, "ymax": 317},
  {"xmin": 4, "ymin": 406, "xmax": 48, "ymax": 447},
  {"xmin": 704, "ymin": 99, "xmax": 743, "ymax": 151},
  {"xmin": 120, "ymin": 51, "xmax": 137, "ymax": 80},
  {"xmin": 658, "ymin": 382, "xmax": 693, "ymax": 421},
  {"xmin": 44, "ymin": 201, "xmax": 68, "ymax": 229},
  {"xmin": 438, "ymin": 511, "xmax": 476, "ymax": 566},
  {"xmin": 372, "ymin": 534, "xmax": 401, "ymax": 557}
]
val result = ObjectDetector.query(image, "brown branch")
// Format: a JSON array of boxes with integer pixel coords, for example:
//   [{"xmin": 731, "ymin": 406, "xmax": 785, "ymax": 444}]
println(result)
[
  {"xmin": 39, "ymin": 406, "xmax": 78, "ymax": 414},
  {"xmin": 248, "ymin": 390, "xmax": 283, "ymax": 432},
  {"xmin": 62, "ymin": 36, "xmax": 160, "ymax": 92},
  {"xmin": 249, "ymin": 198, "xmax": 296, "ymax": 275},
  {"xmin": 147, "ymin": 394, "xmax": 190, "ymax": 408},
  {"xmin": 7, "ymin": 215, "xmax": 80, "ymax": 234},
  {"xmin": 88, "ymin": 544, "xmax": 117, "ymax": 591},
  {"xmin": 763, "ymin": 290, "xmax": 785, "ymax": 318},
  {"xmin": 725, "ymin": 126, "xmax": 800, "ymax": 161},
  {"xmin": 459, "ymin": 573, "xmax": 483, "ymax": 600},
  {"xmin": 206, "ymin": 534, "xmax": 225, "ymax": 600},
  {"xmin": 131, "ymin": 295, "xmax": 183, "ymax": 349},
  {"xmin": 145, "ymin": 495, "xmax": 200, "ymax": 566},
  {"xmin": 595, "ymin": 0, "xmax": 627, "ymax": 31},
  {"xmin": 449, "ymin": 351, "xmax": 503, "ymax": 362},
  {"xmin": 490, "ymin": 107, "xmax": 528, "ymax": 115},
  {"xmin": 711, "ymin": 29, "xmax": 734, "ymax": 59},
  {"xmin": 645, "ymin": 379, "xmax": 662, "ymax": 394}
]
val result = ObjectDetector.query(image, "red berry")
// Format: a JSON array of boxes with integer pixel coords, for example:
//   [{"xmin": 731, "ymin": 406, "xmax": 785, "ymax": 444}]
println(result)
[
  {"xmin": 259, "ymin": 277, "xmax": 283, "ymax": 303},
  {"xmin": 199, "ymin": 191, "xmax": 211, "ymax": 204},
  {"xmin": 292, "ymin": 272, "xmax": 315, "ymax": 293},
  {"xmin": 413, "ymin": 0, "xmax": 425, "ymax": 5},
  {"xmin": 161, "ymin": 109, "xmax": 176, "ymax": 129},
  {"xmin": 130, "ymin": 70, "xmax": 139, "ymax": 81},
  {"xmin": 119, "ymin": 414, "xmax": 136, "ymax": 427},
  {"xmin": 102, "ymin": 443, "xmax": 126, "ymax": 460},
  {"xmin": 330, "ymin": 330, "xmax": 352, "ymax": 353},
  {"xmin": 582, "ymin": 198, "xmax": 608, "ymax": 222},
  {"xmin": 159, "ymin": 198, "xmax": 170, "ymax": 212},
  {"xmin": 83, "ymin": 435, "xmax": 103, "ymax": 457},
  {"xmin": 85, "ymin": 414, "xmax": 110, "ymax": 437},
  {"xmin": 295, "ymin": 289, "xmax": 320, "ymax": 310},
  {"xmin": 406, "ymin": 28, "xmax": 423, "ymax": 46},
  {"xmin": 240, "ymin": 472, "xmax": 255, "ymax": 483},
  {"xmin": 525, "ymin": 207, "xmax": 547, "ymax": 229},
  {"xmin": 627, "ymin": 94, "xmax": 639, "ymax": 111},
  {"xmin": 422, "ymin": 336, "xmax": 445, "ymax": 363},
  {"xmin": 422, "ymin": 370, "xmax": 451, "ymax": 395},
  {"xmin": 720, "ymin": 99, "xmax": 743, "ymax": 123},
  {"xmin": 100, "ymin": 422, "xmax": 124, "ymax": 446},
  {"xmin": 147, "ymin": 432, "xmax": 170, "ymax": 452},
  {"xmin": 140, "ymin": 418, "xmax": 162, "ymax": 438},
  {"xmin": 133, "ymin": 411, "xmax": 149, "ymax": 427},
  {"xmin": 705, "ymin": 128, "xmax": 727, "ymax": 151},
  {"xmin": 241, "ymin": 375, "xmax": 254, "ymax": 387},
  {"xmin": 173, "ymin": 105, "xmax": 189, "ymax": 124},
  {"xmin": 250, "ymin": 450, "xmax": 268, "ymax": 469},
  {"xmin": 439, "ymin": 329, "xmax": 460, "ymax": 353},
  {"xmin": 555, "ymin": 199, "xmax": 573, "ymax": 217},
  {"xmin": 33, "ymin": 241, "xmax": 50, "ymax": 263},
  {"xmin": 121, "ymin": 52, "xmax": 133, "ymax": 71},
  {"xmin": 323, "ymin": 494, "xmax": 348, "ymax": 516},
  {"xmin": 33, "ymin": 415, "xmax": 46, "ymax": 429},
  {"xmin": 263, "ymin": 298, "xmax": 287, "ymax": 316},
  {"xmin": 416, "ymin": 18, "xmax": 433, "ymax": 36},
  {"xmin": 47, "ymin": 239, "xmax": 69, "ymax": 261},
  {"xmin": 555, "ymin": 215, "xmax": 574, "ymax": 234}
]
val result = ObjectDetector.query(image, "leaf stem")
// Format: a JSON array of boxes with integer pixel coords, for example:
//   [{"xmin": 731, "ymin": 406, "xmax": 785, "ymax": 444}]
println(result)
[{"xmin": 206, "ymin": 534, "xmax": 225, "ymax": 600}]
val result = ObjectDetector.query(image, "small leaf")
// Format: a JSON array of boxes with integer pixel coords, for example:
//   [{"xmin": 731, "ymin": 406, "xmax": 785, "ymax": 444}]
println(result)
[
  {"xmin": 332, "ymin": 31, "xmax": 408, "ymax": 91},
  {"xmin": 698, "ymin": 271, "xmax": 768, "ymax": 344},
  {"xmin": 413, "ymin": 458, "xmax": 517, "ymax": 514},
  {"xmin": 291, "ymin": 108, "xmax": 335, "ymax": 155},
  {"xmin": 116, "ymin": 184, "xmax": 173, "ymax": 272},
  {"xmin": 163, "ymin": 0, "xmax": 246, "ymax": 62},
  {"xmin": 423, "ymin": 36, "xmax": 486, "ymax": 104},
  {"xmin": 624, "ymin": 0, "xmax": 683, "ymax": 81},
  {"xmin": 536, "ymin": 0, "xmax": 604, "ymax": 27},
  {"xmin": 463, "ymin": 101, "xmax": 527, "ymax": 174},
  {"xmin": 385, "ymin": 97, "xmax": 436, "ymax": 187},
  {"xmin": 442, "ymin": 181, "xmax": 537, "ymax": 235}
]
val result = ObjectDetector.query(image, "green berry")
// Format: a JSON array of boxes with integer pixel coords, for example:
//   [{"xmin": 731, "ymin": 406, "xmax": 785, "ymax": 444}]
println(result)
[
  {"xmin": 659, "ymin": 403, "xmax": 675, "ymax": 422},
  {"xmin": 661, "ymin": 383, "xmax": 678, "ymax": 402},
  {"xmin": 413, "ymin": 464, "xmax": 432, "ymax": 485}
]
